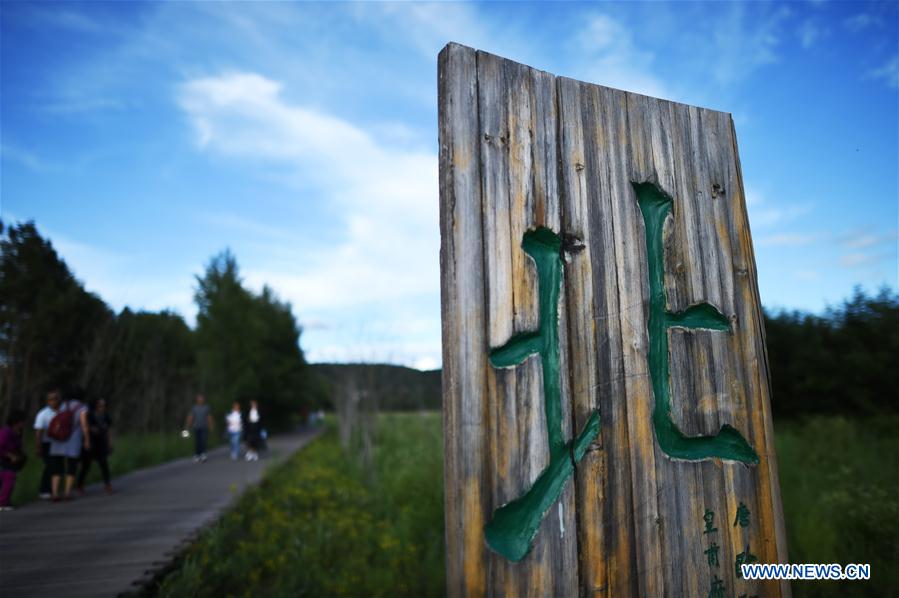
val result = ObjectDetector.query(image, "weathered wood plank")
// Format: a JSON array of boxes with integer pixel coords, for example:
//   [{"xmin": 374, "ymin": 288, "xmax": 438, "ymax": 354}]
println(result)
[
  {"xmin": 440, "ymin": 43, "xmax": 788, "ymax": 598},
  {"xmin": 476, "ymin": 49, "xmax": 579, "ymax": 596},
  {"xmin": 559, "ymin": 77, "xmax": 641, "ymax": 598},
  {"xmin": 0, "ymin": 431, "xmax": 319, "ymax": 598},
  {"xmin": 439, "ymin": 42, "xmax": 490, "ymax": 597}
]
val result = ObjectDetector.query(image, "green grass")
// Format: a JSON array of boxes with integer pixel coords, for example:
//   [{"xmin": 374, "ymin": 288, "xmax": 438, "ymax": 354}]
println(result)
[
  {"xmin": 776, "ymin": 416, "xmax": 899, "ymax": 597},
  {"xmin": 157, "ymin": 413, "xmax": 445, "ymax": 597},
  {"xmin": 11, "ymin": 431, "xmax": 220, "ymax": 506},
  {"xmin": 155, "ymin": 413, "xmax": 897, "ymax": 596}
]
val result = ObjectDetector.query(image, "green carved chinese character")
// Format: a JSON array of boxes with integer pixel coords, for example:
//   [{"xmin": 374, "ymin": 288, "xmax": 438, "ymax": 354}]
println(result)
[
  {"xmin": 703, "ymin": 508, "xmax": 717, "ymax": 534},
  {"xmin": 483, "ymin": 228, "xmax": 601, "ymax": 562},
  {"xmin": 708, "ymin": 575, "xmax": 726, "ymax": 598},
  {"xmin": 735, "ymin": 544, "xmax": 758, "ymax": 578},
  {"xmin": 734, "ymin": 501, "xmax": 751, "ymax": 528},
  {"xmin": 705, "ymin": 542, "xmax": 720, "ymax": 567},
  {"xmin": 634, "ymin": 182, "xmax": 759, "ymax": 464}
]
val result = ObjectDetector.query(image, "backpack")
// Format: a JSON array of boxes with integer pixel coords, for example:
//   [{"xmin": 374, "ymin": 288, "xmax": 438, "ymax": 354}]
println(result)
[{"xmin": 47, "ymin": 402, "xmax": 75, "ymax": 442}]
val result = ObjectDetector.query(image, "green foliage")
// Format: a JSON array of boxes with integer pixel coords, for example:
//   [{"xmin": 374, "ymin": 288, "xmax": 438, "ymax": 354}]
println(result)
[
  {"xmin": 776, "ymin": 416, "xmax": 899, "ymax": 596},
  {"xmin": 157, "ymin": 414, "xmax": 897, "ymax": 597},
  {"xmin": 0, "ymin": 220, "xmax": 112, "ymax": 418},
  {"xmin": 194, "ymin": 251, "xmax": 315, "ymax": 429},
  {"xmin": 158, "ymin": 414, "xmax": 445, "ymax": 597},
  {"xmin": 765, "ymin": 286, "xmax": 899, "ymax": 418},
  {"xmin": 313, "ymin": 363, "xmax": 441, "ymax": 411},
  {"xmin": 0, "ymin": 221, "xmax": 322, "ymax": 435},
  {"xmin": 82, "ymin": 309, "xmax": 196, "ymax": 432}
]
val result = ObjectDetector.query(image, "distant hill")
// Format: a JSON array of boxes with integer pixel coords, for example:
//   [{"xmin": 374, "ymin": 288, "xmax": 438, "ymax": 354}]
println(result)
[{"xmin": 311, "ymin": 363, "xmax": 442, "ymax": 411}]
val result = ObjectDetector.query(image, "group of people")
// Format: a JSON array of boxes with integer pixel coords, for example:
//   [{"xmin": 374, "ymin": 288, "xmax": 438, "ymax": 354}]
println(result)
[
  {"xmin": 0, "ymin": 387, "xmax": 113, "ymax": 511},
  {"xmin": 184, "ymin": 394, "xmax": 266, "ymax": 463},
  {"xmin": 0, "ymin": 390, "xmax": 269, "ymax": 511}
]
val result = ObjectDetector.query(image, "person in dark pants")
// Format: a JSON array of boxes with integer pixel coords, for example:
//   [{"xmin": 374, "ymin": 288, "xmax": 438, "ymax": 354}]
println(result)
[
  {"xmin": 33, "ymin": 388, "xmax": 60, "ymax": 500},
  {"xmin": 0, "ymin": 410, "xmax": 28, "ymax": 511},
  {"xmin": 184, "ymin": 394, "xmax": 214, "ymax": 463},
  {"xmin": 77, "ymin": 398, "xmax": 113, "ymax": 495}
]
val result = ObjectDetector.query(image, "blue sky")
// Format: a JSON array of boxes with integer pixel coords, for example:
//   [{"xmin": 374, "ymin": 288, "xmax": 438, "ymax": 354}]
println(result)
[{"xmin": 2, "ymin": 1, "xmax": 896, "ymax": 369}]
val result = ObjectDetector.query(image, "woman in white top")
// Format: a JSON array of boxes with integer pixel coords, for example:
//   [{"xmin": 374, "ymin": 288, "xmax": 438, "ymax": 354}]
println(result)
[
  {"xmin": 225, "ymin": 402, "xmax": 243, "ymax": 461},
  {"xmin": 245, "ymin": 400, "xmax": 261, "ymax": 462}
]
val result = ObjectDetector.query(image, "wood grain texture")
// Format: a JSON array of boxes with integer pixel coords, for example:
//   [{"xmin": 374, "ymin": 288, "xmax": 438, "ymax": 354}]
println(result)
[
  {"xmin": 439, "ymin": 43, "xmax": 490, "ymax": 597},
  {"xmin": 440, "ymin": 43, "xmax": 789, "ymax": 597}
]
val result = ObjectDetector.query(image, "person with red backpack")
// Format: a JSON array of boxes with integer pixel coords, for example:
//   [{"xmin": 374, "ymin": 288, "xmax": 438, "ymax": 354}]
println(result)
[{"xmin": 48, "ymin": 387, "xmax": 90, "ymax": 502}]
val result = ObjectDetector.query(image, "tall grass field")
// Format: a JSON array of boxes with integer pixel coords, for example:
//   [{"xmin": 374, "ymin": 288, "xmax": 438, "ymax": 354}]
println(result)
[
  {"xmin": 157, "ymin": 413, "xmax": 896, "ymax": 597},
  {"xmin": 158, "ymin": 413, "xmax": 445, "ymax": 597}
]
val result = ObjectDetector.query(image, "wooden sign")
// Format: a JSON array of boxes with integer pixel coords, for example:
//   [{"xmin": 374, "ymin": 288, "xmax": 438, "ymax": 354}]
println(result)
[{"xmin": 439, "ymin": 43, "xmax": 789, "ymax": 597}]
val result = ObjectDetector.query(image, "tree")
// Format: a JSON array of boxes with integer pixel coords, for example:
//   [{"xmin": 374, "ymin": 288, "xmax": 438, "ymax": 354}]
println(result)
[
  {"xmin": 765, "ymin": 286, "xmax": 899, "ymax": 418},
  {"xmin": 81, "ymin": 309, "xmax": 196, "ymax": 432},
  {"xmin": 194, "ymin": 250, "xmax": 312, "ymax": 429},
  {"xmin": 0, "ymin": 220, "xmax": 111, "ymax": 419}
]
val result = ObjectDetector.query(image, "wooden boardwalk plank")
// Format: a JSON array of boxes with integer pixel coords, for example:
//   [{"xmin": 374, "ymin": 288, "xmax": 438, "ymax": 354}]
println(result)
[{"xmin": 0, "ymin": 429, "xmax": 321, "ymax": 597}]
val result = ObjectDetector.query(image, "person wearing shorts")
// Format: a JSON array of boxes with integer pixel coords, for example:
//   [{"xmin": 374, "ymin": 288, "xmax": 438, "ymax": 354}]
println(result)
[
  {"xmin": 33, "ymin": 388, "xmax": 60, "ymax": 499},
  {"xmin": 48, "ymin": 389, "xmax": 90, "ymax": 502}
]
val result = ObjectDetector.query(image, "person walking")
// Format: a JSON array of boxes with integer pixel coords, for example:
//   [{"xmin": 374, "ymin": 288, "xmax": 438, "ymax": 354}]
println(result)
[
  {"xmin": 245, "ymin": 400, "xmax": 261, "ymax": 462},
  {"xmin": 33, "ymin": 388, "xmax": 60, "ymax": 500},
  {"xmin": 77, "ymin": 398, "xmax": 114, "ymax": 495},
  {"xmin": 226, "ymin": 402, "xmax": 243, "ymax": 461},
  {"xmin": 48, "ymin": 387, "xmax": 90, "ymax": 502},
  {"xmin": 184, "ymin": 394, "xmax": 214, "ymax": 463},
  {"xmin": 0, "ymin": 410, "xmax": 28, "ymax": 511}
]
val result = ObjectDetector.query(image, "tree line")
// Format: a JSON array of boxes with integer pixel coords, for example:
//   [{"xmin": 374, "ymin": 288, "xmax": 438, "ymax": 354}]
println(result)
[
  {"xmin": 765, "ymin": 286, "xmax": 898, "ymax": 419},
  {"xmin": 0, "ymin": 220, "xmax": 327, "ymax": 432},
  {"xmin": 2, "ymin": 219, "xmax": 895, "ymax": 430}
]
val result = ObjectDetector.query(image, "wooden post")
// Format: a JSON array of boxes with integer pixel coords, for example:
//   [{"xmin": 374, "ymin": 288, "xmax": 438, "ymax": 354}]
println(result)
[{"xmin": 439, "ymin": 43, "xmax": 789, "ymax": 597}]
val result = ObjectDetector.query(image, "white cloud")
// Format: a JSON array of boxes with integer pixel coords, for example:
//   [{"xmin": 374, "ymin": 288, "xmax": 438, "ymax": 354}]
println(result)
[
  {"xmin": 574, "ymin": 13, "xmax": 672, "ymax": 99},
  {"xmin": 413, "ymin": 356, "xmax": 439, "ymax": 371},
  {"xmin": 0, "ymin": 143, "xmax": 47, "ymax": 171},
  {"xmin": 798, "ymin": 19, "xmax": 827, "ymax": 49},
  {"xmin": 834, "ymin": 230, "xmax": 898, "ymax": 272},
  {"xmin": 745, "ymin": 187, "xmax": 813, "ymax": 229},
  {"xmin": 27, "ymin": 6, "xmax": 106, "ymax": 34},
  {"xmin": 178, "ymin": 71, "xmax": 440, "ymax": 363},
  {"xmin": 362, "ymin": 2, "xmax": 495, "ymax": 61},
  {"xmin": 200, "ymin": 212, "xmax": 298, "ymax": 244},
  {"xmin": 843, "ymin": 13, "xmax": 881, "ymax": 33},
  {"xmin": 757, "ymin": 233, "xmax": 820, "ymax": 247},
  {"xmin": 839, "ymin": 229, "xmax": 898, "ymax": 249},
  {"xmin": 840, "ymin": 252, "xmax": 878, "ymax": 268},
  {"xmin": 709, "ymin": 4, "xmax": 791, "ymax": 85},
  {"xmin": 50, "ymin": 232, "xmax": 197, "ymax": 320},
  {"xmin": 866, "ymin": 54, "xmax": 898, "ymax": 89}
]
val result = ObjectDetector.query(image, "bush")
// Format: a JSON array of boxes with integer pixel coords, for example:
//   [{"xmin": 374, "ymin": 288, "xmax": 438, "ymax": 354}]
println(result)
[{"xmin": 776, "ymin": 416, "xmax": 899, "ymax": 596}]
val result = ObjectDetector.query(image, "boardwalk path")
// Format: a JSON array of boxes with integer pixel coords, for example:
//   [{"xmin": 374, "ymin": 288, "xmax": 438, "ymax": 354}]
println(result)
[{"xmin": 0, "ymin": 428, "xmax": 321, "ymax": 597}]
